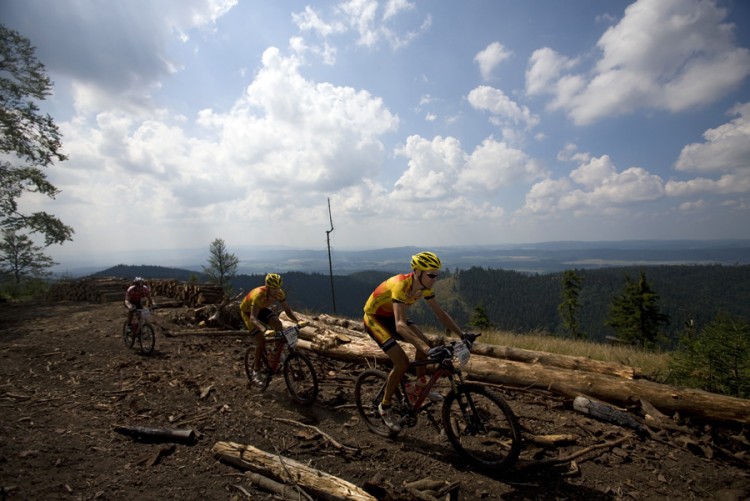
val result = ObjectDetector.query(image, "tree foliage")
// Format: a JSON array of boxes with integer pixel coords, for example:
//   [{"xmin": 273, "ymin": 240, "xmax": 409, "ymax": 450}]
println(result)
[
  {"xmin": 558, "ymin": 269, "xmax": 585, "ymax": 339},
  {"xmin": 605, "ymin": 271, "xmax": 670, "ymax": 349},
  {"xmin": 203, "ymin": 238, "xmax": 238, "ymax": 294},
  {"xmin": 1, "ymin": 25, "xmax": 73, "ymax": 245},
  {"xmin": 669, "ymin": 313, "xmax": 750, "ymax": 398},
  {"xmin": 0, "ymin": 228, "xmax": 56, "ymax": 297},
  {"xmin": 468, "ymin": 303, "xmax": 494, "ymax": 330}
]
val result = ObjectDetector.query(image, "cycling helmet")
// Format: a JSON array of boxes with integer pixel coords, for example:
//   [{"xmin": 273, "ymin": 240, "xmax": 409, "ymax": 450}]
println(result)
[
  {"xmin": 134, "ymin": 277, "xmax": 145, "ymax": 285},
  {"xmin": 410, "ymin": 251, "xmax": 442, "ymax": 271},
  {"xmin": 265, "ymin": 273, "xmax": 283, "ymax": 288}
]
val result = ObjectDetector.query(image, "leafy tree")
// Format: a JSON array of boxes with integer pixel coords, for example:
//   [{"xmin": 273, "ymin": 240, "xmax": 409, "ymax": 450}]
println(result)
[
  {"xmin": 558, "ymin": 269, "xmax": 585, "ymax": 339},
  {"xmin": 605, "ymin": 271, "xmax": 670, "ymax": 349},
  {"xmin": 203, "ymin": 238, "xmax": 238, "ymax": 294},
  {"xmin": 669, "ymin": 313, "xmax": 750, "ymax": 398},
  {"xmin": 0, "ymin": 228, "xmax": 56, "ymax": 296},
  {"xmin": 468, "ymin": 303, "xmax": 494, "ymax": 330},
  {"xmin": 1, "ymin": 25, "xmax": 73, "ymax": 245}
]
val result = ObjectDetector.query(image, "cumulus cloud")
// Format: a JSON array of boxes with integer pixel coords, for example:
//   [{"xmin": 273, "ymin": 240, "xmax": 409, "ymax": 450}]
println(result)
[
  {"xmin": 525, "ymin": 0, "xmax": 750, "ymax": 125},
  {"xmin": 522, "ymin": 153, "xmax": 665, "ymax": 215},
  {"xmin": 467, "ymin": 86, "xmax": 539, "ymax": 131},
  {"xmin": 474, "ymin": 42, "xmax": 512, "ymax": 80},
  {"xmin": 675, "ymin": 102, "xmax": 750, "ymax": 173}
]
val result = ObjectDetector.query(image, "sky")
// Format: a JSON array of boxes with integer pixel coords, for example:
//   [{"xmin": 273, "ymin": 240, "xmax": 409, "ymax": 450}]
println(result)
[{"xmin": 2, "ymin": 0, "xmax": 750, "ymax": 269}]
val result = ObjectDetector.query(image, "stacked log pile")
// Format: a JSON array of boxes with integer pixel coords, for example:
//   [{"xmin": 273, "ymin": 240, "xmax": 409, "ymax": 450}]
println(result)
[
  {"xmin": 48, "ymin": 277, "xmax": 225, "ymax": 306},
  {"xmin": 47, "ymin": 277, "xmax": 130, "ymax": 303}
]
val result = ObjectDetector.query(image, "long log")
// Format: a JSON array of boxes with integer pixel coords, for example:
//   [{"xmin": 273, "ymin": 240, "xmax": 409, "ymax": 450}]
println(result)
[
  {"xmin": 289, "ymin": 320, "xmax": 750, "ymax": 426},
  {"xmin": 212, "ymin": 441, "xmax": 376, "ymax": 501}
]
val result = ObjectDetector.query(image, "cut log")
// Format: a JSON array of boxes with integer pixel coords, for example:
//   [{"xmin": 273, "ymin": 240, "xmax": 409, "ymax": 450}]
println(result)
[
  {"xmin": 573, "ymin": 396, "xmax": 646, "ymax": 433},
  {"xmin": 212, "ymin": 441, "xmax": 376, "ymax": 501}
]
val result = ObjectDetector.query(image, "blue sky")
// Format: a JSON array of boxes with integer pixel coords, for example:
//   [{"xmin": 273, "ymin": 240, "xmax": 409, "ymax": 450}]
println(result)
[{"xmin": 3, "ymin": 0, "xmax": 750, "ymax": 268}]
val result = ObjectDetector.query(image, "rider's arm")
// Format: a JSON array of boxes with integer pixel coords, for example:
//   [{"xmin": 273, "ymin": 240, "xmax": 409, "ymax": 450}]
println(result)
[
  {"xmin": 248, "ymin": 305, "xmax": 268, "ymax": 332},
  {"xmin": 425, "ymin": 297, "xmax": 463, "ymax": 338},
  {"xmin": 279, "ymin": 300, "xmax": 300, "ymax": 324},
  {"xmin": 394, "ymin": 302, "xmax": 431, "ymax": 355}
]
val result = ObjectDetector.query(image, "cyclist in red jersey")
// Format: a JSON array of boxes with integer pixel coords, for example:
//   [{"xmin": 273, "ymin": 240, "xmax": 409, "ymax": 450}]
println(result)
[
  {"xmin": 240, "ymin": 273, "xmax": 302, "ymax": 385},
  {"xmin": 124, "ymin": 277, "xmax": 155, "ymax": 327},
  {"xmin": 363, "ymin": 251, "xmax": 464, "ymax": 431}
]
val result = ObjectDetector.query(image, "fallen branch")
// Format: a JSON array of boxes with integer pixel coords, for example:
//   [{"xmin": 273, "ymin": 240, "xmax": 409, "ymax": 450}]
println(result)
[
  {"xmin": 113, "ymin": 425, "xmax": 197, "ymax": 445},
  {"xmin": 271, "ymin": 417, "xmax": 359, "ymax": 454},
  {"xmin": 244, "ymin": 471, "xmax": 314, "ymax": 501},
  {"xmin": 517, "ymin": 434, "xmax": 633, "ymax": 472}
]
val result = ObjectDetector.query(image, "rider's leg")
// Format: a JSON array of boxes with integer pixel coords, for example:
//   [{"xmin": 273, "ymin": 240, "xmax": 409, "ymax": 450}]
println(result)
[
  {"xmin": 382, "ymin": 344, "xmax": 408, "ymax": 405},
  {"xmin": 252, "ymin": 330, "xmax": 265, "ymax": 371},
  {"xmin": 408, "ymin": 324, "xmax": 429, "ymax": 380}
]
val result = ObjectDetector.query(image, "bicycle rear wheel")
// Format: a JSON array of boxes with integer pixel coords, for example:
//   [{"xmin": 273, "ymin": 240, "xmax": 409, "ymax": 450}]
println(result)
[
  {"xmin": 244, "ymin": 345, "xmax": 271, "ymax": 391},
  {"xmin": 139, "ymin": 324, "xmax": 156, "ymax": 355},
  {"xmin": 442, "ymin": 383, "xmax": 521, "ymax": 471},
  {"xmin": 282, "ymin": 352, "xmax": 319, "ymax": 405},
  {"xmin": 123, "ymin": 321, "xmax": 135, "ymax": 348},
  {"xmin": 354, "ymin": 369, "xmax": 403, "ymax": 438}
]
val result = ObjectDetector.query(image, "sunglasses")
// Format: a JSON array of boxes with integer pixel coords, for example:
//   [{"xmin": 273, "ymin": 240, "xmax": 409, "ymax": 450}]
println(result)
[{"xmin": 425, "ymin": 272, "xmax": 439, "ymax": 279}]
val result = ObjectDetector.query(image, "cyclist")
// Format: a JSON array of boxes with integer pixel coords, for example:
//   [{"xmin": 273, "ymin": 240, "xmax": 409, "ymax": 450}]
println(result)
[
  {"xmin": 240, "ymin": 273, "xmax": 302, "ymax": 385},
  {"xmin": 124, "ymin": 277, "xmax": 155, "ymax": 330},
  {"xmin": 363, "ymin": 251, "xmax": 465, "ymax": 431}
]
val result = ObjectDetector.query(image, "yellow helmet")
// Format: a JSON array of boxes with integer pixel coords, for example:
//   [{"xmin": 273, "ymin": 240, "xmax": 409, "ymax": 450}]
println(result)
[
  {"xmin": 410, "ymin": 251, "xmax": 442, "ymax": 271},
  {"xmin": 265, "ymin": 273, "xmax": 283, "ymax": 288}
]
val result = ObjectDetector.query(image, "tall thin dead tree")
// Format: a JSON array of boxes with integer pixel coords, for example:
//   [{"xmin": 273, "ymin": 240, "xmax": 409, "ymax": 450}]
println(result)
[{"xmin": 326, "ymin": 198, "xmax": 337, "ymax": 313}]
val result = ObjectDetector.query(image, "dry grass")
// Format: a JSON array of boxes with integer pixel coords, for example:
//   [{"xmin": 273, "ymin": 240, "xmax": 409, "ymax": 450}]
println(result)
[{"xmin": 431, "ymin": 327, "xmax": 672, "ymax": 381}]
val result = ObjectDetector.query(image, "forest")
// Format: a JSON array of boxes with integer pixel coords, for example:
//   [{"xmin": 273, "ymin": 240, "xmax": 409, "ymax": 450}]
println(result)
[{"xmin": 93, "ymin": 263, "xmax": 750, "ymax": 345}]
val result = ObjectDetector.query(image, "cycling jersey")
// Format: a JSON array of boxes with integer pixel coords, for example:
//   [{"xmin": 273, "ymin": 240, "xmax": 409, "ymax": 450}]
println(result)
[
  {"xmin": 363, "ymin": 273, "xmax": 434, "ymax": 316},
  {"xmin": 125, "ymin": 285, "xmax": 151, "ymax": 308},
  {"xmin": 240, "ymin": 286, "xmax": 287, "ymax": 312}
]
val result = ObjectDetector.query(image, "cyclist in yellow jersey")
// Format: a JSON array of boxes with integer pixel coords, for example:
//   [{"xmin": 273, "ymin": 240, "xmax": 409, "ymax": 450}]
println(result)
[
  {"xmin": 240, "ymin": 273, "xmax": 301, "ymax": 385},
  {"xmin": 363, "ymin": 251, "xmax": 465, "ymax": 431}
]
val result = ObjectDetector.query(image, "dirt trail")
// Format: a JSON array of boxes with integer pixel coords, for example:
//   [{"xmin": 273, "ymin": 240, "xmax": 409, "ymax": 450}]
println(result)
[{"xmin": 0, "ymin": 300, "xmax": 748, "ymax": 500}]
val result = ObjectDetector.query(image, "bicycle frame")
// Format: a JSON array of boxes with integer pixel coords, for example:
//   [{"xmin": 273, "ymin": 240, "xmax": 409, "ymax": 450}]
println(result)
[{"xmin": 398, "ymin": 358, "xmax": 455, "ymax": 412}]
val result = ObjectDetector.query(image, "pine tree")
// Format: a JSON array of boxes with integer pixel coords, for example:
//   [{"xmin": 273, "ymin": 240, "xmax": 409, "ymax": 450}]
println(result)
[
  {"xmin": 605, "ymin": 271, "xmax": 669, "ymax": 349},
  {"xmin": 203, "ymin": 238, "xmax": 238, "ymax": 294},
  {"xmin": 468, "ymin": 304, "xmax": 494, "ymax": 330},
  {"xmin": 558, "ymin": 269, "xmax": 585, "ymax": 339}
]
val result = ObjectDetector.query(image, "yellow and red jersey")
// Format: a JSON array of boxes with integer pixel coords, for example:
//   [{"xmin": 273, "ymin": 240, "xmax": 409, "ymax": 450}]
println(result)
[
  {"xmin": 240, "ymin": 286, "xmax": 286, "ymax": 313},
  {"xmin": 363, "ymin": 273, "xmax": 434, "ymax": 317}
]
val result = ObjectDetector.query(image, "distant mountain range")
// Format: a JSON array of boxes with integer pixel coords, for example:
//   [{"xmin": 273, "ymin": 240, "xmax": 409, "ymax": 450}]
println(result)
[{"xmin": 56, "ymin": 239, "xmax": 750, "ymax": 277}]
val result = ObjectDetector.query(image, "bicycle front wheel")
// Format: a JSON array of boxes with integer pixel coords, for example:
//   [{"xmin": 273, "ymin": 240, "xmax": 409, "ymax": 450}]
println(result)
[
  {"xmin": 354, "ymin": 369, "xmax": 402, "ymax": 438},
  {"xmin": 244, "ymin": 345, "xmax": 271, "ymax": 391},
  {"xmin": 282, "ymin": 352, "xmax": 319, "ymax": 405},
  {"xmin": 139, "ymin": 324, "xmax": 156, "ymax": 355},
  {"xmin": 123, "ymin": 321, "xmax": 135, "ymax": 348},
  {"xmin": 442, "ymin": 383, "xmax": 521, "ymax": 471}
]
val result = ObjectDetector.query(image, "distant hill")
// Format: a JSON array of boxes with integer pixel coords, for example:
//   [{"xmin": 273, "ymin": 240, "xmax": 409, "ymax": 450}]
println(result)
[{"xmin": 57, "ymin": 239, "xmax": 750, "ymax": 276}]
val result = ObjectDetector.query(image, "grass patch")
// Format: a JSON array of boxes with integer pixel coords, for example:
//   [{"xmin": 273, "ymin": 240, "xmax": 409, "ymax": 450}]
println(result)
[{"xmin": 430, "ymin": 327, "xmax": 672, "ymax": 382}]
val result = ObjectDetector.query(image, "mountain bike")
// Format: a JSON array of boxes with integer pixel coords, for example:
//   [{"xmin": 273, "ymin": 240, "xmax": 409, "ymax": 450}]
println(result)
[
  {"xmin": 244, "ymin": 322, "xmax": 319, "ymax": 405},
  {"xmin": 123, "ymin": 308, "xmax": 156, "ymax": 355},
  {"xmin": 354, "ymin": 333, "xmax": 521, "ymax": 471}
]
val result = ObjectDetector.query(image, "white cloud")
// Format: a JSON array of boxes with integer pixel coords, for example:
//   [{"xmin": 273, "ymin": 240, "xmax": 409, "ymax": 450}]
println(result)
[
  {"xmin": 474, "ymin": 42, "xmax": 512, "ymax": 80},
  {"xmin": 458, "ymin": 139, "xmax": 545, "ymax": 192},
  {"xmin": 675, "ymin": 102, "xmax": 750, "ymax": 173},
  {"xmin": 467, "ymin": 86, "xmax": 539, "ymax": 131},
  {"xmin": 526, "ymin": 0, "xmax": 750, "ymax": 125},
  {"xmin": 522, "ymin": 153, "xmax": 665, "ymax": 215},
  {"xmin": 525, "ymin": 47, "xmax": 579, "ymax": 96}
]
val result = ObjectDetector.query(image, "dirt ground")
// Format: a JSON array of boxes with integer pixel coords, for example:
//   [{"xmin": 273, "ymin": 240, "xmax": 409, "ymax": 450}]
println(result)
[{"xmin": 1, "ymin": 299, "xmax": 749, "ymax": 501}]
